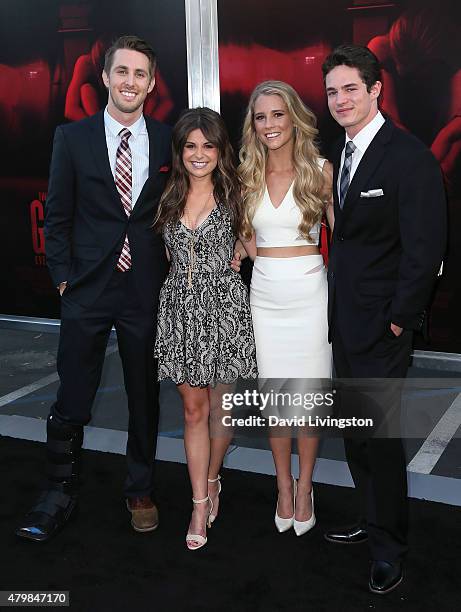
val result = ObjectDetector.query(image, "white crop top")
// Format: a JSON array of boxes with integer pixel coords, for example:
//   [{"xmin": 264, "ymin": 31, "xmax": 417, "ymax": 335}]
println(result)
[{"xmin": 252, "ymin": 158, "xmax": 326, "ymax": 247}]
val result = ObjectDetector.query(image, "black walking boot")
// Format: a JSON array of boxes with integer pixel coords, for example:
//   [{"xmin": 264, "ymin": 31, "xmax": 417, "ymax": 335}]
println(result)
[{"xmin": 16, "ymin": 415, "xmax": 83, "ymax": 542}]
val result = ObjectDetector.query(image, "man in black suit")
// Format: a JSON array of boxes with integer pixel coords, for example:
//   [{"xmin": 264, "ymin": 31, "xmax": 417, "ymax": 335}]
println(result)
[
  {"xmin": 16, "ymin": 35, "xmax": 171, "ymax": 542},
  {"xmin": 322, "ymin": 46, "xmax": 446, "ymax": 593}
]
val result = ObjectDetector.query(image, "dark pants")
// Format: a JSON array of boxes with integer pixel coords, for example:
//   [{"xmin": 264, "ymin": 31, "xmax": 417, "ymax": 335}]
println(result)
[
  {"xmin": 52, "ymin": 270, "xmax": 160, "ymax": 498},
  {"xmin": 332, "ymin": 320, "xmax": 413, "ymax": 563}
]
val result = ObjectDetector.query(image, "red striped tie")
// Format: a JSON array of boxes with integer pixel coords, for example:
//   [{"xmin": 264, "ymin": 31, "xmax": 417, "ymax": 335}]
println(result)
[{"xmin": 115, "ymin": 128, "xmax": 132, "ymax": 271}]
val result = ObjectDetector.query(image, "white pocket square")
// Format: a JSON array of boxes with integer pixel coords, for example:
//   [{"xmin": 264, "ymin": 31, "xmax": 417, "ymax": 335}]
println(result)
[{"xmin": 360, "ymin": 189, "xmax": 384, "ymax": 198}]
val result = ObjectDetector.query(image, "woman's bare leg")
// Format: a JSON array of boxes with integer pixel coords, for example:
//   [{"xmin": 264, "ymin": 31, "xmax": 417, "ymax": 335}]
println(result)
[
  {"xmin": 269, "ymin": 431, "xmax": 294, "ymax": 518},
  {"xmin": 178, "ymin": 383, "xmax": 211, "ymax": 547},
  {"xmin": 208, "ymin": 383, "xmax": 234, "ymax": 519},
  {"xmin": 295, "ymin": 433, "xmax": 319, "ymax": 521}
]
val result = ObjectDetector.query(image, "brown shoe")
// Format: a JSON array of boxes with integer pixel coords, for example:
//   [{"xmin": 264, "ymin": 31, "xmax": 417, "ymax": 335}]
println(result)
[{"xmin": 126, "ymin": 496, "xmax": 159, "ymax": 533}]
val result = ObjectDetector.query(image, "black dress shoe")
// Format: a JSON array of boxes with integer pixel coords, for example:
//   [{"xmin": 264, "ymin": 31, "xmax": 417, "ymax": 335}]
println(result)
[
  {"xmin": 324, "ymin": 524, "xmax": 368, "ymax": 544},
  {"xmin": 16, "ymin": 490, "xmax": 78, "ymax": 543},
  {"xmin": 369, "ymin": 560, "xmax": 403, "ymax": 594}
]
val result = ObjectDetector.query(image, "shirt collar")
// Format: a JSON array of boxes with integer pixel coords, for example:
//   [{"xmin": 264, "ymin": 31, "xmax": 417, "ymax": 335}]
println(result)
[
  {"xmin": 345, "ymin": 111, "xmax": 385, "ymax": 153},
  {"xmin": 104, "ymin": 107, "xmax": 147, "ymax": 140}
]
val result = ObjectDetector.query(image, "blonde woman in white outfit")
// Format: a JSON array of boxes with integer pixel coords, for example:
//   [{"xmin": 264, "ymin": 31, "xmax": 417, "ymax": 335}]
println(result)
[{"xmin": 234, "ymin": 81, "xmax": 334, "ymax": 536}]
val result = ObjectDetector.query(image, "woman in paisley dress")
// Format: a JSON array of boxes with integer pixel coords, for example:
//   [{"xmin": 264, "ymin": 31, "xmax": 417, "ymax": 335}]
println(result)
[{"xmin": 154, "ymin": 107, "xmax": 257, "ymax": 550}]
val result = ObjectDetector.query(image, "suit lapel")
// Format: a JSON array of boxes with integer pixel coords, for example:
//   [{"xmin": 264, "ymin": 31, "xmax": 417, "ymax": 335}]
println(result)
[
  {"xmin": 331, "ymin": 137, "xmax": 343, "ymax": 211},
  {"xmin": 340, "ymin": 119, "xmax": 393, "ymax": 223},
  {"xmin": 89, "ymin": 112, "xmax": 166, "ymax": 216},
  {"xmin": 132, "ymin": 117, "xmax": 163, "ymax": 210},
  {"xmin": 89, "ymin": 111, "xmax": 123, "ymax": 210},
  {"xmin": 147, "ymin": 117, "xmax": 163, "ymax": 178}
]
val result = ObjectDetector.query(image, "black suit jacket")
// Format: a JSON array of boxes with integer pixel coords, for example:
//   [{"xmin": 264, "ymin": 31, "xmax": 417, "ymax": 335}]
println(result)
[
  {"xmin": 328, "ymin": 118, "xmax": 447, "ymax": 354},
  {"xmin": 44, "ymin": 111, "xmax": 171, "ymax": 312}
]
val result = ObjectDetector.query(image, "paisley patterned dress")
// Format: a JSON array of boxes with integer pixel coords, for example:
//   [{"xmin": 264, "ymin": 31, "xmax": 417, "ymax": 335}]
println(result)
[{"xmin": 154, "ymin": 204, "xmax": 258, "ymax": 386}]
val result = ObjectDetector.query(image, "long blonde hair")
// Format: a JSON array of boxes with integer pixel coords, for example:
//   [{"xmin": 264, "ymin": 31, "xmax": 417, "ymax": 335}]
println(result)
[{"xmin": 239, "ymin": 80, "xmax": 326, "ymax": 241}]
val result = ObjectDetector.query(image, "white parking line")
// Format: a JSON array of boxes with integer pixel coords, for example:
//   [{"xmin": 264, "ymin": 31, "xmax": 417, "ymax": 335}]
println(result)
[
  {"xmin": 0, "ymin": 345, "xmax": 118, "ymax": 408},
  {"xmin": 407, "ymin": 392, "xmax": 461, "ymax": 474},
  {"xmin": 0, "ymin": 372, "xmax": 60, "ymax": 408},
  {"xmin": 2, "ymin": 414, "xmax": 461, "ymax": 506}
]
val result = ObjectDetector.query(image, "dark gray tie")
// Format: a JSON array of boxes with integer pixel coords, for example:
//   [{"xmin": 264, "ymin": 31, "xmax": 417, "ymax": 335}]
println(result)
[{"xmin": 339, "ymin": 141, "xmax": 356, "ymax": 209}]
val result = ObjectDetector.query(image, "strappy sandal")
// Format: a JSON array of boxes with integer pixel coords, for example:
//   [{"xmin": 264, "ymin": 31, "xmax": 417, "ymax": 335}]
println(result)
[
  {"xmin": 186, "ymin": 495, "xmax": 213, "ymax": 550},
  {"xmin": 207, "ymin": 475, "xmax": 221, "ymax": 524}
]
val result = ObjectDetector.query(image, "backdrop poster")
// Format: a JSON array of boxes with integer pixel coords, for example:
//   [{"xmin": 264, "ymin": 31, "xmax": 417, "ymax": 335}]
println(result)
[
  {"xmin": 0, "ymin": 0, "xmax": 187, "ymax": 318},
  {"xmin": 218, "ymin": 0, "xmax": 461, "ymax": 353}
]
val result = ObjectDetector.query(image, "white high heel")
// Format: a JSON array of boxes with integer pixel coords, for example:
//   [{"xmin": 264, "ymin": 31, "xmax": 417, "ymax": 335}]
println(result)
[
  {"xmin": 275, "ymin": 476, "xmax": 296, "ymax": 533},
  {"xmin": 186, "ymin": 495, "xmax": 213, "ymax": 550},
  {"xmin": 294, "ymin": 487, "xmax": 316, "ymax": 536},
  {"xmin": 207, "ymin": 475, "xmax": 221, "ymax": 524}
]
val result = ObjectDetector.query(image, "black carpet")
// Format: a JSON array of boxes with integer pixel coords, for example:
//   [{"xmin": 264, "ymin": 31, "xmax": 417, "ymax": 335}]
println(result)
[{"xmin": 2, "ymin": 436, "xmax": 460, "ymax": 612}]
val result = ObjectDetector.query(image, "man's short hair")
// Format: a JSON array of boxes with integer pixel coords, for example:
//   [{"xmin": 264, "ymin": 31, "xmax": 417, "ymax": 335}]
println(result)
[
  {"xmin": 104, "ymin": 35, "xmax": 157, "ymax": 78},
  {"xmin": 322, "ymin": 44, "xmax": 382, "ymax": 92}
]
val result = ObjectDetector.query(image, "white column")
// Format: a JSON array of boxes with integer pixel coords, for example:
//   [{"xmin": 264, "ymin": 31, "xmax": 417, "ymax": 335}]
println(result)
[{"xmin": 185, "ymin": 0, "xmax": 220, "ymax": 111}]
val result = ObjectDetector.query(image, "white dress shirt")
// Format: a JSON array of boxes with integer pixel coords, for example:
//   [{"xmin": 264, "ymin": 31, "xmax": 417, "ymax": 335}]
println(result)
[
  {"xmin": 104, "ymin": 108, "xmax": 150, "ymax": 207},
  {"xmin": 337, "ymin": 111, "xmax": 385, "ymax": 199}
]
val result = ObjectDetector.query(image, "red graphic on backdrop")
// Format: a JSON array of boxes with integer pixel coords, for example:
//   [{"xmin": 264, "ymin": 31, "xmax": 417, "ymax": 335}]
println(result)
[
  {"xmin": 30, "ymin": 192, "xmax": 46, "ymax": 266},
  {"xmin": 367, "ymin": 5, "xmax": 461, "ymax": 194},
  {"xmin": 219, "ymin": 43, "xmax": 330, "ymax": 118},
  {"xmin": 64, "ymin": 38, "xmax": 173, "ymax": 123}
]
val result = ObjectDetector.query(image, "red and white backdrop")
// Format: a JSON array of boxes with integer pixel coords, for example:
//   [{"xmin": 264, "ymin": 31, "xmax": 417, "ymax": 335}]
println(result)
[
  {"xmin": 0, "ymin": 0, "xmax": 187, "ymax": 319},
  {"xmin": 1, "ymin": 0, "xmax": 461, "ymax": 353},
  {"xmin": 218, "ymin": 0, "xmax": 461, "ymax": 353}
]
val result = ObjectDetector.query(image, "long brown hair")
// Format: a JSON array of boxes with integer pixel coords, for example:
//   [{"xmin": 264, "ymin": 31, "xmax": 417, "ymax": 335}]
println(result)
[{"xmin": 154, "ymin": 107, "xmax": 242, "ymax": 234}]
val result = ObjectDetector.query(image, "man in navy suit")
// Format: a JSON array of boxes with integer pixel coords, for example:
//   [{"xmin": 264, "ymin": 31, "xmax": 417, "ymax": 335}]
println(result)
[
  {"xmin": 322, "ymin": 45, "xmax": 446, "ymax": 593},
  {"xmin": 17, "ymin": 35, "xmax": 171, "ymax": 542}
]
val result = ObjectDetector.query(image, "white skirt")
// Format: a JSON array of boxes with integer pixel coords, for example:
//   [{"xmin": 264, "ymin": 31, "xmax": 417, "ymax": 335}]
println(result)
[{"xmin": 250, "ymin": 255, "xmax": 331, "ymax": 380}]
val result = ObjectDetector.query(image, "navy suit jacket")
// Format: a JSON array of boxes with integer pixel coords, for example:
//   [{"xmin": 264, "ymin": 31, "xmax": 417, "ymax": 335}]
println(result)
[
  {"xmin": 328, "ymin": 118, "xmax": 447, "ymax": 354},
  {"xmin": 44, "ymin": 111, "xmax": 171, "ymax": 312}
]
